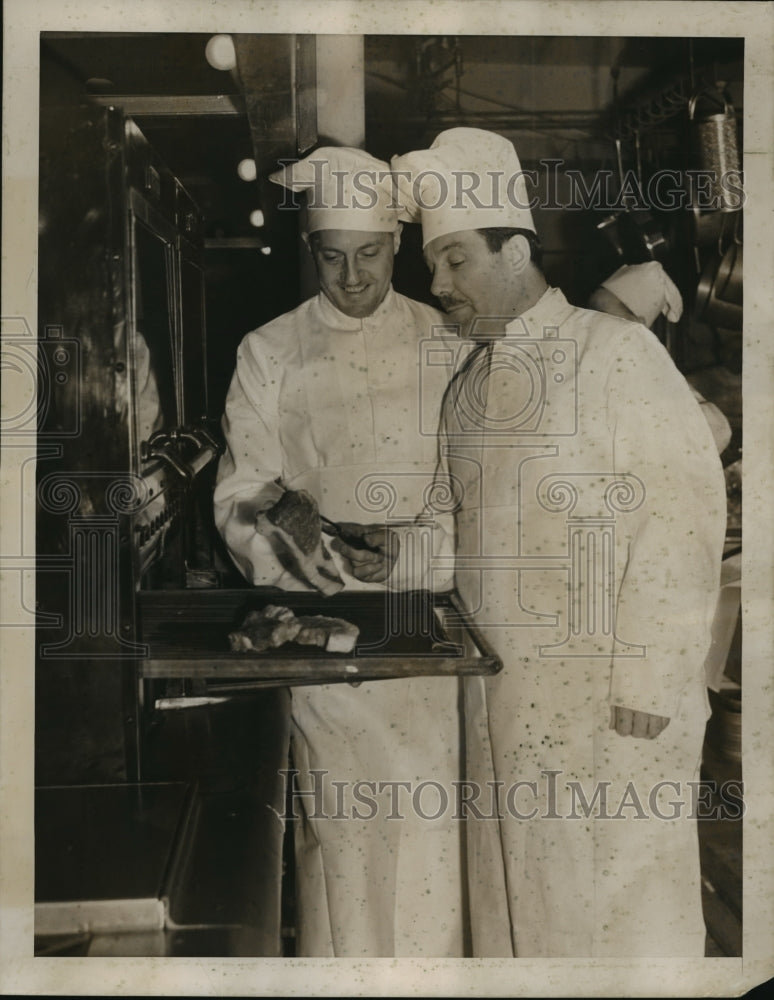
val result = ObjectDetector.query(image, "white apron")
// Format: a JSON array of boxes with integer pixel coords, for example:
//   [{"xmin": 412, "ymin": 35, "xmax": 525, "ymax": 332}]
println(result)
[
  {"xmin": 214, "ymin": 288, "xmax": 469, "ymax": 956},
  {"xmin": 440, "ymin": 289, "xmax": 727, "ymax": 957}
]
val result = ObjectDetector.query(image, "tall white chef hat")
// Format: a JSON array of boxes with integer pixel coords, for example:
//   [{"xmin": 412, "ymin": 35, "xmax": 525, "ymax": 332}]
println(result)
[
  {"xmin": 269, "ymin": 146, "xmax": 398, "ymax": 234},
  {"xmin": 390, "ymin": 128, "xmax": 536, "ymax": 247},
  {"xmin": 600, "ymin": 261, "xmax": 684, "ymax": 327}
]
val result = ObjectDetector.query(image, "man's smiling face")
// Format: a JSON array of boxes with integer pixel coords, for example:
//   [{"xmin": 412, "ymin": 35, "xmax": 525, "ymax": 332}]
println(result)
[{"xmin": 309, "ymin": 228, "xmax": 400, "ymax": 318}]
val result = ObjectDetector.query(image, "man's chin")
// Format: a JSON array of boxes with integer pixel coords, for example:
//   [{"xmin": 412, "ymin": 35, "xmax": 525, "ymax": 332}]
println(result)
[
  {"xmin": 442, "ymin": 307, "xmax": 473, "ymax": 338},
  {"xmin": 340, "ymin": 300, "xmax": 375, "ymax": 318}
]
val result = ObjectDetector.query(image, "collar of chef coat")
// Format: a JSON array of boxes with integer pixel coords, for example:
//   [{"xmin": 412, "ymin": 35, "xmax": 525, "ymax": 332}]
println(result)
[
  {"xmin": 502, "ymin": 286, "xmax": 574, "ymax": 340},
  {"xmin": 315, "ymin": 284, "xmax": 398, "ymax": 332}
]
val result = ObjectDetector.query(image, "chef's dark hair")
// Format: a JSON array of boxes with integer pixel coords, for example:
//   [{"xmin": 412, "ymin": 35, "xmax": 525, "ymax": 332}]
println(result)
[{"xmin": 477, "ymin": 227, "xmax": 543, "ymax": 268}]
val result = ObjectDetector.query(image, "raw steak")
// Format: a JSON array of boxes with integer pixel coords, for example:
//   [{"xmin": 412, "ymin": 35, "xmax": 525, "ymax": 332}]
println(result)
[
  {"xmin": 228, "ymin": 605, "xmax": 301, "ymax": 652},
  {"xmin": 228, "ymin": 605, "xmax": 359, "ymax": 655},
  {"xmin": 255, "ymin": 488, "xmax": 345, "ymax": 596},
  {"xmin": 294, "ymin": 615, "xmax": 360, "ymax": 653}
]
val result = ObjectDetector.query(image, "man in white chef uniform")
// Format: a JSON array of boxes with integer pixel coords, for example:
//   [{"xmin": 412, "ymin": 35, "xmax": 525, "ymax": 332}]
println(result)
[
  {"xmin": 588, "ymin": 260, "xmax": 732, "ymax": 455},
  {"xmin": 213, "ymin": 147, "xmax": 466, "ymax": 957},
  {"xmin": 341, "ymin": 128, "xmax": 727, "ymax": 956}
]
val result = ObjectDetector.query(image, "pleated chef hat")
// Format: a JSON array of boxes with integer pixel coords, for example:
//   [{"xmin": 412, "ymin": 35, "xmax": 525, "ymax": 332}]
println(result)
[
  {"xmin": 600, "ymin": 261, "xmax": 684, "ymax": 327},
  {"xmin": 391, "ymin": 128, "xmax": 536, "ymax": 247},
  {"xmin": 269, "ymin": 147, "xmax": 398, "ymax": 234}
]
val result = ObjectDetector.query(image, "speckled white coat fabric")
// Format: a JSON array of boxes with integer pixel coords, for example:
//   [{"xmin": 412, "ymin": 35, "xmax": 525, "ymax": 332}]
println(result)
[
  {"xmin": 397, "ymin": 287, "xmax": 727, "ymax": 957},
  {"xmin": 214, "ymin": 287, "xmax": 469, "ymax": 956}
]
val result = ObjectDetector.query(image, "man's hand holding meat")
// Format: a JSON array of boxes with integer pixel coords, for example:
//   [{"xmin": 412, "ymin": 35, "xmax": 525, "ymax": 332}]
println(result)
[{"xmin": 329, "ymin": 524, "xmax": 399, "ymax": 584}]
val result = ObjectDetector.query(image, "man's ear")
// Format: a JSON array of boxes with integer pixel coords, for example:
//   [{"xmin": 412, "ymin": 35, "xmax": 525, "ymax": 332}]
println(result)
[
  {"xmin": 301, "ymin": 231, "xmax": 312, "ymax": 253},
  {"xmin": 391, "ymin": 223, "xmax": 403, "ymax": 255},
  {"xmin": 503, "ymin": 233, "xmax": 531, "ymax": 272}
]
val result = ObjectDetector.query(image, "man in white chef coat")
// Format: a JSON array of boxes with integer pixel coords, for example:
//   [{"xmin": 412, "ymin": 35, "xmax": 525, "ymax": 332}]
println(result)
[
  {"xmin": 213, "ymin": 147, "xmax": 467, "ymax": 957},
  {"xmin": 340, "ymin": 128, "xmax": 727, "ymax": 956},
  {"xmin": 589, "ymin": 260, "xmax": 732, "ymax": 455}
]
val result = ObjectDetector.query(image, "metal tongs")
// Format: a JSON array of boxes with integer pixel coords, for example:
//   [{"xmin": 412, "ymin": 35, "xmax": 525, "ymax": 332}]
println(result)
[
  {"xmin": 273, "ymin": 477, "xmax": 382, "ymax": 552},
  {"xmin": 319, "ymin": 514, "xmax": 382, "ymax": 553}
]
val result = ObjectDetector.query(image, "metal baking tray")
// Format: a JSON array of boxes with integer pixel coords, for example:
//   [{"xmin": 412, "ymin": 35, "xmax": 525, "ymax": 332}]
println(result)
[{"xmin": 137, "ymin": 588, "xmax": 502, "ymax": 688}]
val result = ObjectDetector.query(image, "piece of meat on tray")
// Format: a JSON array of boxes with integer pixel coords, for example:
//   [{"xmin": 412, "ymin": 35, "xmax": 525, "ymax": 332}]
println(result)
[
  {"xmin": 255, "ymin": 488, "xmax": 345, "ymax": 596},
  {"xmin": 294, "ymin": 615, "xmax": 360, "ymax": 653},
  {"xmin": 228, "ymin": 605, "xmax": 300, "ymax": 652},
  {"xmin": 228, "ymin": 605, "xmax": 360, "ymax": 655}
]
